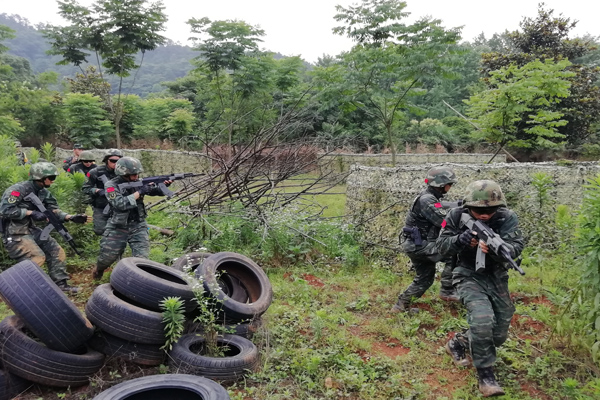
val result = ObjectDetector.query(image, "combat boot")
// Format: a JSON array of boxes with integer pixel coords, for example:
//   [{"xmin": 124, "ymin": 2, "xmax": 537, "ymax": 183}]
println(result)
[
  {"xmin": 445, "ymin": 333, "xmax": 470, "ymax": 366},
  {"xmin": 477, "ymin": 367, "xmax": 505, "ymax": 397},
  {"xmin": 439, "ymin": 288, "xmax": 460, "ymax": 302},
  {"xmin": 92, "ymin": 267, "xmax": 103, "ymax": 281},
  {"xmin": 56, "ymin": 280, "xmax": 80, "ymax": 294},
  {"xmin": 391, "ymin": 300, "xmax": 419, "ymax": 314}
]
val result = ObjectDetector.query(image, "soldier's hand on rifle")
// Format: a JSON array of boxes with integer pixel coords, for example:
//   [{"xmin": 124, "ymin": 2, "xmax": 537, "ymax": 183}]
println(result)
[
  {"xmin": 95, "ymin": 189, "xmax": 105, "ymax": 196},
  {"xmin": 137, "ymin": 185, "xmax": 152, "ymax": 196},
  {"xmin": 29, "ymin": 211, "xmax": 47, "ymax": 221},
  {"xmin": 164, "ymin": 180, "xmax": 173, "ymax": 187},
  {"xmin": 478, "ymin": 240, "xmax": 489, "ymax": 254},
  {"xmin": 458, "ymin": 230, "xmax": 477, "ymax": 247},
  {"xmin": 68, "ymin": 214, "xmax": 90, "ymax": 224}
]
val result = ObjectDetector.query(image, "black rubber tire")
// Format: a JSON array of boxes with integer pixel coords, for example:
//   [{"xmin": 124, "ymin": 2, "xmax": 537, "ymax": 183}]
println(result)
[
  {"xmin": 171, "ymin": 252, "xmax": 212, "ymax": 273},
  {"xmin": 92, "ymin": 373, "xmax": 230, "ymax": 399},
  {"xmin": 0, "ymin": 315, "xmax": 104, "ymax": 388},
  {"xmin": 110, "ymin": 257, "xmax": 198, "ymax": 313},
  {"xmin": 88, "ymin": 331, "xmax": 165, "ymax": 366},
  {"xmin": 168, "ymin": 333, "xmax": 259, "ymax": 381},
  {"xmin": 85, "ymin": 284, "xmax": 166, "ymax": 345},
  {"xmin": 196, "ymin": 252, "xmax": 273, "ymax": 321},
  {"xmin": 219, "ymin": 274, "xmax": 250, "ymax": 303},
  {"xmin": 0, "ymin": 366, "xmax": 29, "ymax": 400},
  {"xmin": 185, "ymin": 318, "xmax": 263, "ymax": 340},
  {"xmin": 0, "ymin": 260, "xmax": 94, "ymax": 352}
]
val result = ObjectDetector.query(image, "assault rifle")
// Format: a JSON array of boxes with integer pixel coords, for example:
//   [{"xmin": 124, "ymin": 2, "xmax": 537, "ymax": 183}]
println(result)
[
  {"xmin": 24, "ymin": 193, "xmax": 81, "ymax": 255},
  {"xmin": 459, "ymin": 213, "xmax": 525, "ymax": 275},
  {"xmin": 102, "ymin": 173, "xmax": 203, "ymax": 214},
  {"xmin": 117, "ymin": 173, "xmax": 204, "ymax": 198},
  {"xmin": 441, "ymin": 199, "xmax": 463, "ymax": 209}
]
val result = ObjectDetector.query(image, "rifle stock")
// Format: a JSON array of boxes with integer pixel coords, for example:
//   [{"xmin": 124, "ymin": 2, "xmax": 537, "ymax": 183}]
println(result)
[
  {"xmin": 24, "ymin": 193, "xmax": 81, "ymax": 256},
  {"xmin": 459, "ymin": 213, "xmax": 525, "ymax": 275}
]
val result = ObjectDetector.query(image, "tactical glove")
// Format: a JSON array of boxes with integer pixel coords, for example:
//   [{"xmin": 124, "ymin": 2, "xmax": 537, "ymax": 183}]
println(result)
[
  {"xmin": 458, "ymin": 230, "xmax": 476, "ymax": 246},
  {"xmin": 137, "ymin": 185, "xmax": 152, "ymax": 196},
  {"xmin": 30, "ymin": 211, "xmax": 47, "ymax": 221},
  {"xmin": 69, "ymin": 214, "xmax": 88, "ymax": 224},
  {"xmin": 96, "ymin": 189, "xmax": 105, "ymax": 197}
]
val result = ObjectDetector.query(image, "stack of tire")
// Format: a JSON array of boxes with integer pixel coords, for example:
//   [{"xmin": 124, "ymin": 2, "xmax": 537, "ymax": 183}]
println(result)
[
  {"xmin": 0, "ymin": 260, "xmax": 104, "ymax": 395},
  {"xmin": 169, "ymin": 251, "xmax": 273, "ymax": 381},
  {"xmin": 85, "ymin": 257, "xmax": 199, "ymax": 367}
]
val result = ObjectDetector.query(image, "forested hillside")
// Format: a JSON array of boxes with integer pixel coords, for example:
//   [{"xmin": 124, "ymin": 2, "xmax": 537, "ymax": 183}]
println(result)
[{"xmin": 0, "ymin": 13, "xmax": 195, "ymax": 96}]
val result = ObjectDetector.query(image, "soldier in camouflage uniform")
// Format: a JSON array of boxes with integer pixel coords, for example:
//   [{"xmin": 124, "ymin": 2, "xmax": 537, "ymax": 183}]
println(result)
[
  {"xmin": 0, "ymin": 162, "xmax": 90, "ymax": 293},
  {"xmin": 82, "ymin": 149, "xmax": 123, "ymax": 235},
  {"xmin": 67, "ymin": 151, "xmax": 97, "ymax": 175},
  {"xmin": 62, "ymin": 144, "xmax": 84, "ymax": 172},
  {"xmin": 92, "ymin": 157, "xmax": 172, "ymax": 280},
  {"xmin": 392, "ymin": 166, "xmax": 459, "ymax": 313},
  {"xmin": 437, "ymin": 180, "xmax": 524, "ymax": 397},
  {"xmin": 14, "ymin": 140, "xmax": 28, "ymax": 165}
]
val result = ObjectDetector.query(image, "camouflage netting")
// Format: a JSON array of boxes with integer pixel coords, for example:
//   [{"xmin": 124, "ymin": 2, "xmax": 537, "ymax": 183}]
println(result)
[
  {"xmin": 346, "ymin": 162, "xmax": 600, "ymax": 249},
  {"xmin": 319, "ymin": 153, "xmax": 506, "ymax": 175},
  {"xmin": 55, "ymin": 148, "xmax": 210, "ymax": 176}
]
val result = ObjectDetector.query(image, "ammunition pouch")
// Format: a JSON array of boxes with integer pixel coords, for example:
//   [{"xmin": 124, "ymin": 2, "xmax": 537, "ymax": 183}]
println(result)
[{"xmin": 402, "ymin": 226, "xmax": 423, "ymax": 246}]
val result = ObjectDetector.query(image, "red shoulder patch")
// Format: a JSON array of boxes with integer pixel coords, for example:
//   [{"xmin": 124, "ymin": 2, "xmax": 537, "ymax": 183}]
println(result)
[
  {"xmin": 434, "ymin": 202, "xmax": 442, "ymax": 208},
  {"xmin": 86, "ymin": 172, "xmax": 91, "ymax": 177},
  {"xmin": 10, "ymin": 191, "xmax": 20, "ymax": 197},
  {"xmin": 106, "ymin": 187, "xmax": 115, "ymax": 193},
  {"xmin": 441, "ymin": 220, "xmax": 447, "ymax": 228},
  {"xmin": 424, "ymin": 179, "xmax": 429, "ymax": 183},
  {"xmin": 67, "ymin": 168, "xmax": 71, "ymax": 172},
  {"xmin": 63, "ymin": 160, "xmax": 67, "ymax": 163}
]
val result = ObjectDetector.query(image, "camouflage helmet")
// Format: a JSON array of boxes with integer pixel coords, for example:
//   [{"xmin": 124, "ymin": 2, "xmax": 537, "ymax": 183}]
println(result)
[
  {"xmin": 115, "ymin": 157, "xmax": 143, "ymax": 176},
  {"xmin": 73, "ymin": 144, "xmax": 84, "ymax": 149},
  {"xmin": 102, "ymin": 149, "xmax": 124, "ymax": 163},
  {"xmin": 29, "ymin": 162, "xmax": 59, "ymax": 181},
  {"xmin": 463, "ymin": 180, "xmax": 507, "ymax": 208},
  {"xmin": 425, "ymin": 166, "xmax": 457, "ymax": 188},
  {"xmin": 79, "ymin": 151, "xmax": 95, "ymax": 161}
]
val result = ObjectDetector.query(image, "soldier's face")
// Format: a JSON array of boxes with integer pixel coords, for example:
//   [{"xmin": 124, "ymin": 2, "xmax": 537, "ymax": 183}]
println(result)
[
  {"xmin": 443, "ymin": 183, "xmax": 453, "ymax": 194},
  {"xmin": 42, "ymin": 175, "xmax": 57, "ymax": 188},
  {"xmin": 124, "ymin": 174, "xmax": 139, "ymax": 182},
  {"xmin": 74, "ymin": 149, "xmax": 83, "ymax": 157},
  {"xmin": 470, "ymin": 207, "xmax": 497, "ymax": 221}
]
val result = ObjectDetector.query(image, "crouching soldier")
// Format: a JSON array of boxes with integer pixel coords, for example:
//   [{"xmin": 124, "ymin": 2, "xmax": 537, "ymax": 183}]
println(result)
[
  {"xmin": 392, "ymin": 166, "xmax": 460, "ymax": 313},
  {"xmin": 92, "ymin": 157, "xmax": 171, "ymax": 280},
  {"xmin": 437, "ymin": 180, "xmax": 524, "ymax": 397},
  {"xmin": 0, "ymin": 162, "xmax": 91, "ymax": 293}
]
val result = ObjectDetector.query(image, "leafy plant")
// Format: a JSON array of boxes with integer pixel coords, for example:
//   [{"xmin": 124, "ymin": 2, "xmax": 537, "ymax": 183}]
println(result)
[{"xmin": 160, "ymin": 296, "xmax": 186, "ymax": 351}]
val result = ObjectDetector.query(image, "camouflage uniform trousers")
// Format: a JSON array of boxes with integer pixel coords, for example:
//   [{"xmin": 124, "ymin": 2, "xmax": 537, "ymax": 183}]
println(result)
[
  {"xmin": 2, "ymin": 228, "xmax": 69, "ymax": 282},
  {"xmin": 399, "ymin": 240, "xmax": 454, "ymax": 304},
  {"xmin": 92, "ymin": 207, "xmax": 110, "ymax": 236},
  {"xmin": 96, "ymin": 221, "xmax": 150, "ymax": 273},
  {"xmin": 455, "ymin": 269, "xmax": 515, "ymax": 368}
]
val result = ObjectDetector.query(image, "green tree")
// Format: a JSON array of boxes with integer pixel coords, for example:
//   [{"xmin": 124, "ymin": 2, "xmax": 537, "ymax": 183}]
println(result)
[
  {"xmin": 480, "ymin": 4, "xmax": 600, "ymax": 146},
  {"xmin": 466, "ymin": 59, "xmax": 574, "ymax": 149},
  {"xmin": 186, "ymin": 18, "xmax": 276, "ymax": 150},
  {"xmin": 331, "ymin": 0, "xmax": 464, "ymax": 162},
  {"xmin": 44, "ymin": 0, "xmax": 168, "ymax": 147},
  {"xmin": 63, "ymin": 92, "xmax": 113, "ymax": 147}
]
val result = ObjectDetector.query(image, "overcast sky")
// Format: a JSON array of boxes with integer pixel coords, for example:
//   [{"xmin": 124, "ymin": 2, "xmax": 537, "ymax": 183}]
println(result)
[{"xmin": 2, "ymin": 0, "xmax": 600, "ymax": 63}]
